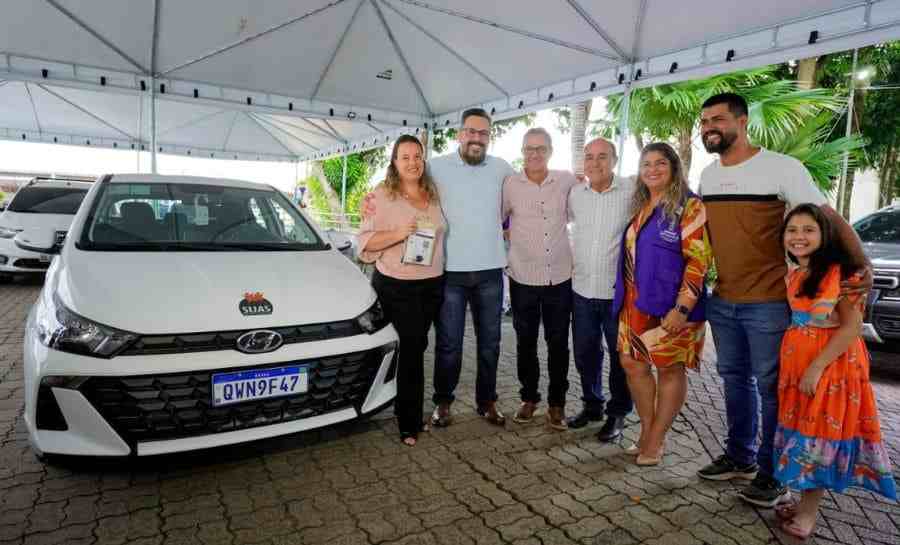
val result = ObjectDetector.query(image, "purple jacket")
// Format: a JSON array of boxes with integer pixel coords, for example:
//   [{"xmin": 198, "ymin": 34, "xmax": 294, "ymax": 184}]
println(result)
[{"xmin": 612, "ymin": 196, "xmax": 706, "ymax": 322}]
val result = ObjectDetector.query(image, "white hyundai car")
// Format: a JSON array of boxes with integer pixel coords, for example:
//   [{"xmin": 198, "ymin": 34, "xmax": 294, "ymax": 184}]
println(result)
[
  {"xmin": 22, "ymin": 174, "xmax": 398, "ymax": 458},
  {"xmin": 0, "ymin": 177, "xmax": 92, "ymax": 279}
]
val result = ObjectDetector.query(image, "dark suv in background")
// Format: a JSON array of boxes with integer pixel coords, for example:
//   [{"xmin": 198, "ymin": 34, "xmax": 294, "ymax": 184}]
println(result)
[{"xmin": 854, "ymin": 205, "xmax": 900, "ymax": 349}]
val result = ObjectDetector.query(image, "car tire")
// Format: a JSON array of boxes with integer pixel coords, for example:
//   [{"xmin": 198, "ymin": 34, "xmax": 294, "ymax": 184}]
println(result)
[{"xmin": 0, "ymin": 274, "xmax": 12, "ymax": 284}]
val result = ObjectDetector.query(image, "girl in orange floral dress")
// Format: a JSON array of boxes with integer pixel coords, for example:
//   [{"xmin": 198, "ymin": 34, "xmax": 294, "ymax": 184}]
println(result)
[{"xmin": 774, "ymin": 204, "xmax": 896, "ymax": 540}]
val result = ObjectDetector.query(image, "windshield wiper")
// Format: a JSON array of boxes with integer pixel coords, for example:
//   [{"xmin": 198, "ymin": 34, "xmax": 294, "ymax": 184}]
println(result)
[{"xmin": 218, "ymin": 242, "xmax": 326, "ymax": 251}]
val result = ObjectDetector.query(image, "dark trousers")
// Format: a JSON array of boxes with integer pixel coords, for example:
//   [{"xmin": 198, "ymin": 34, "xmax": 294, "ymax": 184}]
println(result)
[
  {"xmin": 509, "ymin": 278, "xmax": 572, "ymax": 407},
  {"xmin": 372, "ymin": 270, "xmax": 444, "ymax": 437},
  {"xmin": 433, "ymin": 269, "xmax": 503, "ymax": 406},
  {"xmin": 571, "ymin": 291, "xmax": 633, "ymax": 417}
]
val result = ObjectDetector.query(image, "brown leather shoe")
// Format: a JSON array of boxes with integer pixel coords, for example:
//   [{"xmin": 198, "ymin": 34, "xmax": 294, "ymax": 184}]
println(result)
[
  {"xmin": 430, "ymin": 403, "xmax": 453, "ymax": 428},
  {"xmin": 477, "ymin": 401, "xmax": 506, "ymax": 426},
  {"xmin": 547, "ymin": 406, "xmax": 568, "ymax": 431},
  {"xmin": 513, "ymin": 401, "xmax": 537, "ymax": 424}
]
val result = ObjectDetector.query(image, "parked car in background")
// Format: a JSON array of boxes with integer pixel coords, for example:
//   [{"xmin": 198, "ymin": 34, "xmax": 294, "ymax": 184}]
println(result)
[
  {"xmin": 22, "ymin": 174, "xmax": 398, "ymax": 459},
  {"xmin": 853, "ymin": 205, "xmax": 900, "ymax": 350},
  {"xmin": 0, "ymin": 177, "xmax": 93, "ymax": 280}
]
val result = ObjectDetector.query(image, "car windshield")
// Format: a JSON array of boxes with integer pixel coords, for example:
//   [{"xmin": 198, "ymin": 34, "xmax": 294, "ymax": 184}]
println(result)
[
  {"xmin": 78, "ymin": 182, "xmax": 327, "ymax": 251},
  {"xmin": 854, "ymin": 211, "xmax": 900, "ymax": 243},
  {"xmin": 7, "ymin": 186, "xmax": 87, "ymax": 214}
]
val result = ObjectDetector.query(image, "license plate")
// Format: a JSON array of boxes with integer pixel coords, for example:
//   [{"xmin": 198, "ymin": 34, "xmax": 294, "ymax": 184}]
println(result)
[
  {"xmin": 212, "ymin": 365, "xmax": 308, "ymax": 407},
  {"xmin": 39, "ymin": 254, "xmax": 51, "ymax": 263}
]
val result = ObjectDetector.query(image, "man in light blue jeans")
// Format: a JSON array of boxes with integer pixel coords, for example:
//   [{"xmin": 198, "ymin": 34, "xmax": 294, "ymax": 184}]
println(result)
[{"xmin": 697, "ymin": 93, "xmax": 870, "ymax": 507}]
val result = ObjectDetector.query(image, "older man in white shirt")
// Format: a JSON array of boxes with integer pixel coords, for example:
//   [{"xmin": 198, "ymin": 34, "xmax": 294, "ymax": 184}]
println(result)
[{"xmin": 566, "ymin": 137, "xmax": 634, "ymax": 442}]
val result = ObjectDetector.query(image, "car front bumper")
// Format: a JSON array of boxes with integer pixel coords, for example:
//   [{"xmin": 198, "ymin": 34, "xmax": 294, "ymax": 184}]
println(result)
[
  {"xmin": 24, "ymin": 319, "xmax": 398, "ymax": 457},
  {"xmin": 0, "ymin": 237, "xmax": 53, "ymax": 273},
  {"xmin": 863, "ymin": 288, "xmax": 900, "ymax": 344}
]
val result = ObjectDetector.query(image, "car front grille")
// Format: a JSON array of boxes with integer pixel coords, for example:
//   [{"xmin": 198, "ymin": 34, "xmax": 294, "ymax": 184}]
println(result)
[
  {"xmin": 79, "ymin": 345, "xmax": 391, "ymax": 443},
  {"xmin": 875, "ymin": 315, "xmax": 900, "ymax": 336},
  {"xmin": 121, "ymin": 320, "xmax": 363, "ymax": 356},
  {"xmin": 13, "ymin": 258, "xmax": 51, "ymax": 270}
]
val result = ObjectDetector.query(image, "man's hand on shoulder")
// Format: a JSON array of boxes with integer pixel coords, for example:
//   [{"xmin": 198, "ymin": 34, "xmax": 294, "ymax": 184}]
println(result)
[{"xmin": 360, "ymin": 191, "xmax": 377, "ymax": 219}]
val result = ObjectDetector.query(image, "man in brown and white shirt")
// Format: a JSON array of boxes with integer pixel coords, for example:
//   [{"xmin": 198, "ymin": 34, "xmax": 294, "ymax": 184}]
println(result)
[{"xmin": 502, "ymin": 128, "xmax": 578, "ymax": 430}]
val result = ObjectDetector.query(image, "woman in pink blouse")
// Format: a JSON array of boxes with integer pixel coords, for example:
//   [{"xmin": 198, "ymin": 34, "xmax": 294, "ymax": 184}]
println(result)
[{"xmin": 358, "ymin": 135, "xmax": 446, "ymax": 446}]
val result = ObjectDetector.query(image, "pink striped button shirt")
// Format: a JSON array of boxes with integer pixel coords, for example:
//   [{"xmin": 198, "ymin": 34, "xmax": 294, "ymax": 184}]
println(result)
[{"xmin": 502, "ymin": 169, "xmax": 579, "ymax": 286}]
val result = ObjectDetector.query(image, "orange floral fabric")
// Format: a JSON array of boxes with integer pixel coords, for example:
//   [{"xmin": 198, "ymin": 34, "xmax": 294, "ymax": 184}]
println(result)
[{"xmin": 617, "ymin": 197, "xmax": 712, "ymax": 369}]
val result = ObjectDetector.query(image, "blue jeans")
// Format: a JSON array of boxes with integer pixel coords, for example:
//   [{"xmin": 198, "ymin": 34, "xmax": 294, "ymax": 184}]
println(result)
[
  {"xmin": 433, "ymin": 269, "xmax": 503, "ymax": 406},
  {"xmin": 571, "ymin": 292, "xmax": 633, "ymax": 417},
  {"xmin": 706, "ymin": 296, "xmax": 790, "ymax": 477}
]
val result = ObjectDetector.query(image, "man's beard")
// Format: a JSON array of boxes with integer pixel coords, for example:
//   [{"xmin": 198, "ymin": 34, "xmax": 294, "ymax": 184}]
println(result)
[
  {"xmin": 461, "ymin": 143, "xmax": 486, "ymax": 165},
  {"xmin": 702, "ymin": 129, "xmax": 737, "ymax": 154}
]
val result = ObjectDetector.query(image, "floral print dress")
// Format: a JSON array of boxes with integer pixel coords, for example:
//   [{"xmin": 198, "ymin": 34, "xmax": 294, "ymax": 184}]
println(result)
[
  {"xmin": 774, "ymin": 264, "xmax": 896, "ymax": 499},
  {"xmin": 617, "ymin": 197, "xmax": 712, "ymax": 370}
]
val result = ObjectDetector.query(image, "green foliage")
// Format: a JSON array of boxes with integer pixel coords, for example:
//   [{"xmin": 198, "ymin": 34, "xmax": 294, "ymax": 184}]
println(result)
[
  {"xmin": 321, "ymin": 154, "xmax": 368, "ymax": 195},
  {"xmin": 345, "ymin": 181, "xmax": 370, "ymax": 228},
  {"xmin": 301, "ymin": 176, "xmax": 331, "ymax": 217},
  {"xmin": 596, "ymin": 65, "xmax": 858, "ymax": 191},
  {"xmin": 817, "ymin": 43, "xmax": 900, "ymax": 203}
]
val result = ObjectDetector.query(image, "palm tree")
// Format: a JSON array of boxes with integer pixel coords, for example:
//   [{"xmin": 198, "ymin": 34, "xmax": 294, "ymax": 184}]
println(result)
[
  {"xmin": 570, "ymin": 101, "xmax": 591, "ymax": 174},
  {"xmin": 602, "ymin": 66, "xmax": 862, "ymax": 190}
]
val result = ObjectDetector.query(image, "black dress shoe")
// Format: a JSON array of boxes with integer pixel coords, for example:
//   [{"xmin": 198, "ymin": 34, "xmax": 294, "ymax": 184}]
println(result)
[
  {"xmin": 565, "ymin": 409, "xmax": 604, "ymax": 429},
  {"xmin": 596, "ymin": 416, "xmax": 625, "ymax": 442}
]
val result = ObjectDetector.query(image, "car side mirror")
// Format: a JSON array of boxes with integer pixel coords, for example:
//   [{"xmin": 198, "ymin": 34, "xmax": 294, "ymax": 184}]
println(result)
[
  {"xmin": 326, "ymin": 230, "xmax": 354, "ymax": 257},
  {"xmin": 14, "ymin": 231, "xmax": 59, "ymax": 254}
]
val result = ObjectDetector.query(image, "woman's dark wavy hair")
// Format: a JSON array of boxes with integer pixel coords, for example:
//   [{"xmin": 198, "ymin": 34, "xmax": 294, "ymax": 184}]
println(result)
[{"xmin": 781, "ymin": 203, "xmax": 860, "ymax": 299}]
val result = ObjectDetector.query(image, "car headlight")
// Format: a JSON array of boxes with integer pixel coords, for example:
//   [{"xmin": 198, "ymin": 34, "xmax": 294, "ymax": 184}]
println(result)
[
  {"xmin": 0, "ymin": 226, "xmax": 20, "ymax": 239},
  {"xmin": 35, "ymin": 292, "xmax": 138, "ymax": 358},
  {"xmin": 355, "ymin": 300, "xmax": 389, "ymax": 334}
]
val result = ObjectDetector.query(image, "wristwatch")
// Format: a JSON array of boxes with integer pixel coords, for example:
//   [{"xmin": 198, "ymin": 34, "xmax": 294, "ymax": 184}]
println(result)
[{"xmin": 676, "ymin": 305, "xmax": 690, "ymax": 315}]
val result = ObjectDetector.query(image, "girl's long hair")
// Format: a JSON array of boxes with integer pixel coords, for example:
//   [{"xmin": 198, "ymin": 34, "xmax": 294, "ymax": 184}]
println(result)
[
  {"xmin": 383, "ymin": 135, "xmax": 439, "ymax": 203},
  {"xmin": 631, "ymin": 142, "xmax": 690, "ymax": 224},
  {"xmin": 781, "ymin": 203, "xmax": 861, "ymax": 299}
]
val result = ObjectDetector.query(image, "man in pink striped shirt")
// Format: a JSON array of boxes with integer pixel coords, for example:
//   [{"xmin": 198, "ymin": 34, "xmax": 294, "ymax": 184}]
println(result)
[{"xmin": 502, "ymin": 127, "xmax": 579, "ymax": 430}]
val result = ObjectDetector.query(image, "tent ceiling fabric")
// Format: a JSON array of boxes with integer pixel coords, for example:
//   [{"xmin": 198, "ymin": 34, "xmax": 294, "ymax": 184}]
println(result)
[{"xmin": 1, "ymin": 0, "xmax": 900, "ymax": 161}]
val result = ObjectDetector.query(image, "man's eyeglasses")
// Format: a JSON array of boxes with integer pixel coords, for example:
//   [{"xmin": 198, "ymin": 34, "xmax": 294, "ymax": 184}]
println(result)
[
  {"xmin": 523, "ymin": 145, "xmax": 550, "ymax": 155},
  {"xmin": 462, "ymin": 127, "xmax": 491, "ymax": 139}
]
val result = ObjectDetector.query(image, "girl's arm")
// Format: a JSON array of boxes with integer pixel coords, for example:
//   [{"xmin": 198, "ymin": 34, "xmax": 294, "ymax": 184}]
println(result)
[{"xmin": 798, "ymin": 296, "xmax": 863, "ymax": 395}]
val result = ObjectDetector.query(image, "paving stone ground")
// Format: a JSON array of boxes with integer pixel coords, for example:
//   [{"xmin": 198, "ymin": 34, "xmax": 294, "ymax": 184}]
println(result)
[{"xmin": 0, "ymin": 277, "xmax": 898, "ymax": 545}]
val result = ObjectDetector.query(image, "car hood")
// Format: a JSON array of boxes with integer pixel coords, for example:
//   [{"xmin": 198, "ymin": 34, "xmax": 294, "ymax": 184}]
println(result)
[
  {"xmin": 863, "ymin": 242, "xmax": 900, "ymax": 268},
  {"xmin": 0, "ymin": 211, "xmax": 75, "ymax": 233},
  {"xmin": 54, "ymin": 249, "xmax": 375, "ymax": 334}
]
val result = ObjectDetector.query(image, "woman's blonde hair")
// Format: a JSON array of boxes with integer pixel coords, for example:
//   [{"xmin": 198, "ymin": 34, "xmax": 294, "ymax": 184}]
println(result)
[
  {"xmin": 631, "ymin": 142, "xmax": 690, "ymax": 225},
  {"xmin": 384, "ymin": 135, "xmax": 439, "ymax": 203}
]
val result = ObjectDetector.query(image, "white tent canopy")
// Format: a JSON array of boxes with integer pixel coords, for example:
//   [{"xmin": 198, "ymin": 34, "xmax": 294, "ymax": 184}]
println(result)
[{"xmin": 2, "ymin": 0, "xmax": 900, "ymax": 162}]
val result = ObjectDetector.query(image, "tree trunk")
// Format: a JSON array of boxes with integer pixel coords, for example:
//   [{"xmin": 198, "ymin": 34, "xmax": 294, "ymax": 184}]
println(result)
[
  {"xmin": 796, "ymin": 57, "xmax": 820, "ymax": 90},
  {"xmin": 634, "ymin": 133, "xmax": 644, "ymax": 155},
  {"xmin": 839, "ymin": 167, "xmax": 856, "ymax": 219},
  {"xmin": 570, "ymin": 100, "xmax": 592, "ymax": 175},
  {"xmin": 878, "ymin": 142, "xmax": 898, "ymax": 208},
  {"xmin": 676, "ymin": 128, "xmax": 693, "ymax": 177},
  {"xmin": 311, "ymin": 161, "xmax": 349, "ymax": 230},
  {"xmin": 835, "ymin": 81, "xmax": 867, "ymax": 218}
]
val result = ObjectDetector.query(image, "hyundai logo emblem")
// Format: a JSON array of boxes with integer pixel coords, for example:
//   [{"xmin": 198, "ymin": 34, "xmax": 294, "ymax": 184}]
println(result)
[{"xmin": 236, "ymin": 330, "xmax": 283, "ymax": 354}]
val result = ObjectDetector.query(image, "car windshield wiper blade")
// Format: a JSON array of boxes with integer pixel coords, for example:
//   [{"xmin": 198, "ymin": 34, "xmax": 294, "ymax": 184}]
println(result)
[{"xmin": 217, "ymin": 242, "xmax": 325, "ymax": 251}]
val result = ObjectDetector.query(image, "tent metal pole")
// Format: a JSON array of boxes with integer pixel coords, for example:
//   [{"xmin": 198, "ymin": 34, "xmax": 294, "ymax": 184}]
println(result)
[
  {"xmin": 838, "ymin": 48, "xmax": 859, "ymax": 214},
  {"xmin": 150, "ymin": 76, "xmax": 157, "ymax": 174},
  {"xmin": 616, "ymin": 82, "xmax": 632, "ymax": 177},
  {"xmin": 340, "ymin": 153, "xmax": 348, "ymax": 213}
]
